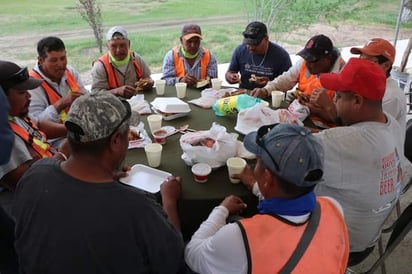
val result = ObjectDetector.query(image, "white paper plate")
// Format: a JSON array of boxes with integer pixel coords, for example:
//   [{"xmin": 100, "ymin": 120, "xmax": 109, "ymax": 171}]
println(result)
[
  {"xmin": 120, "ymin": 164, "xmax": 171, "ymax": 193},
  {"xmin": 151, "ymin": 97, "xmax": 191, "ymax": 113}
]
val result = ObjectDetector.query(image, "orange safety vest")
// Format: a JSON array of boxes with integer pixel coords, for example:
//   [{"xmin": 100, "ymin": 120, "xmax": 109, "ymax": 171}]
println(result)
[
  {"xmin": 29, "ymin": 69, "xmax": 80, "ymax": 123},
  {"xmin": 9, "ymin": 116, "xmax": 53, "ymax": 159},
  {"xmin": 96, "ymin": 51, "xmax": 144, "ymax": 89},
  {"xmin": 172, "ymin": 46, "xmax": 210, "ymax": 80},
  {"xmin": 297, "ymin": 58, "xmax": 345, "ymax": 127},
  {"xmin": 238, "ymin": 197, "xmax": 349, "ymax": 274}
]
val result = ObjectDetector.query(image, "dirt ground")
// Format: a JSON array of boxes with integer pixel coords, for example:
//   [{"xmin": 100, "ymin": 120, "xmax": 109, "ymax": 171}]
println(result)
[{"xmin": 1, "ymin": 18, "xmax": 412, "ymax": 85}]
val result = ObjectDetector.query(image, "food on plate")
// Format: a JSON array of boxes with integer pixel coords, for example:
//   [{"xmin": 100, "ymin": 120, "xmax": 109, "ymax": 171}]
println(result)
[
  {"xmin": 196, "ymin": 79, "xmax": 210, "ymax": 88},
  {"xmin": 128, "ymin": 129, "xmax": 141, "ymax": 141},
  {"xmin": 248, "ymin": 74, "xmax": 265, "ymax": 83},
  {"xmin": 222, "ymin": 88, "xmax": 247, "ymax": 98},
  {"xmin": 199, "ymin": 138, "xmax": 215, "ymax": 148},
  {"xmin": 135, "ymin": 78, "xmax": 152, "ymax": 92}
]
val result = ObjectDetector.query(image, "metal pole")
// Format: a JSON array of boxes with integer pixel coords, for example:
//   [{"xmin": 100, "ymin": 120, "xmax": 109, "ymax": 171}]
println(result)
[{"xmin": 394, "ymin": 0, "xmax": 406, "ymax": 47}]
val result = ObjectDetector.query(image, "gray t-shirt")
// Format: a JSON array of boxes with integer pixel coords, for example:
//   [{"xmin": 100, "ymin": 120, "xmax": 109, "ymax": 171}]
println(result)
[{"xmin": 314, "ymin": 114, "xmax": 404, "ymax": 252}]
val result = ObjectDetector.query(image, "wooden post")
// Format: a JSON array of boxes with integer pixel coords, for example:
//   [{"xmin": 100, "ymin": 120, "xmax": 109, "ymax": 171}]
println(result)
[{"xmin": 400, "ymin": 36, "xmax": 412, "ymax": 72}]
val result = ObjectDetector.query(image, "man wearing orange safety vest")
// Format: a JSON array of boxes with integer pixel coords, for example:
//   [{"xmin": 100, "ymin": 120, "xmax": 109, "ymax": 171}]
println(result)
[
  {"xmin": 161, "ymin": 24, "xmax": 218, "ymax": 88},
  {"xmin": 185, "ymin": 123, "xmax": 349, "ymax": 274},
  {"xmin": 0, "ymin": 61, "xmax": 69, "ymax": 191},
  {"xmin": 91, "ymin": 26, "xmax": 154, "ymax": 99},
  {"xmin": 28, "ymin": 36, "xmax": 87, "ymax": 148},
  {"xmin": 251, "ymin": 35, "xmax": 346, "ymax": 128}
]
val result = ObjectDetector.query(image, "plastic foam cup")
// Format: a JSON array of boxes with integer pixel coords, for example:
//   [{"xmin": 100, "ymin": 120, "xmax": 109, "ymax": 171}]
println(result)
[
  {"xmin": 226, "ymin": 157, "xmax": 247, "ymax": 184},
  {"xmin": 144, "ymin": 143, "xmax": 163, "ymax": 168},
  {"xmin": 271, "ymin": 91, "xmax": 284, "ymax": 108},
  {"xmin": 147, "ymin": 114, "xmax": 162, "ymax": 133},
  {"xmin": 211, "ymin": 78, "xmax": 222, "ymax": 90},
  {"xmin": 175, "ymin": 82, "xmax": 187, "ymax": 99},
  {"xmin": 155, "ymin": 79, "xmax": 166, "ymax": 96}
]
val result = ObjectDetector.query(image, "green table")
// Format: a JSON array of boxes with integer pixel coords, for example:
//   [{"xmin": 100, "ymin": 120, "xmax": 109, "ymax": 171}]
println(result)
[{"xmin": 125, "ymin": 86, "xmax": 259, "ymax": 240}]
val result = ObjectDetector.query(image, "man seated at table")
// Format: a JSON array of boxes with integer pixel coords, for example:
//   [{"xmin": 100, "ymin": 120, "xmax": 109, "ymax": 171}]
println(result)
[
  {"xmin": 251, "ymin": 34, "xmax": 345, "ymax": 127},
  {"xmin": 184, "ymin": 123, "xmax": 349, "ymax": 274},
  {"xmin": 0, "ymin": 60, "xmax": 69, "ymax": 191},
  {"xmin": 28, "ymin": 36, "xmax": 88, "ymax": 148},
  {"xmin": 91, "ymin": 26, "xmax": 154, "ymax": 98},
  {"xmin": 315, "ymin": 58, "xmax": 408, "ymax": 266},
  {"xmin": 237, "ymin": 59, "xmax": 410, "ymax": 266},
  {"xmin": 12, "ymin": 91, "xmax": 186, "ymax": 273},
  {"xmin": 161, "ymin": 23, "xmax": 218, "ymax": 88},
  {"xmin": 313, "ymin": 38, "xmax": 407, "ymax": 133},
  {"xmin": 225, "ymin": 21, "xmax": 292, "ymax": 90}
]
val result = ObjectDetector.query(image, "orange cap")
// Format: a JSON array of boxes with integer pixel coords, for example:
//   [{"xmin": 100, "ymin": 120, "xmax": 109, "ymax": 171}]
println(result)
[{"xmin": 350, "ymin": 38, "xmax": 395, "ymax": 64}]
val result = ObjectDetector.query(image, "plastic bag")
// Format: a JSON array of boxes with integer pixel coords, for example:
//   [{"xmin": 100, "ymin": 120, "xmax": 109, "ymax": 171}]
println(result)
[
  {"xmin": 180, "ymin": 123, "xmax": 238, "ymax": 168},
  {"xmin": 235, "ymin": 104, "xmax": 303, "ymax": 135},
  {"xmin": 287, "ymin": 99, "xmax": 310, "ymax": 121}
]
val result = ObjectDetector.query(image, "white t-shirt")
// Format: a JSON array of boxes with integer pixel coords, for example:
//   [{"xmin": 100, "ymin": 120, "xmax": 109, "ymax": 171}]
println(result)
[
  {"xmin": 314, "ymin": 113, "xmax": 404, "ymax": 252},
  {"xmin": 383, "ymin": 78, "xmax": 407, "ymax": 134}
]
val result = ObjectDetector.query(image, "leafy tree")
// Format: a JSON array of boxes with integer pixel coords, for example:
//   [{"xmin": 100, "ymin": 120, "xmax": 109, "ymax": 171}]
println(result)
[{"xmin": 76, "ymin": 0, "xmax": 104, "ymax": 53}]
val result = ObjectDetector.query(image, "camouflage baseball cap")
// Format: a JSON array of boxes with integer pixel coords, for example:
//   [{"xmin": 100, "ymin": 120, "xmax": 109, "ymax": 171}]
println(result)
[{"xmin": 65, "ymin": 91, "xmax": 131, "ymax": 143}]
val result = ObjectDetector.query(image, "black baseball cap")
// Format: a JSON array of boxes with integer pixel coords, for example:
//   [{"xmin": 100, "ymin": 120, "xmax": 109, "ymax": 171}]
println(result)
[
  {"xmin": 243, "ymin": 21, "xmax": 267, "ymax": 45},
  {"xmin": 297, "ymin": 35, "xmax": 333, "ymax": 62}
]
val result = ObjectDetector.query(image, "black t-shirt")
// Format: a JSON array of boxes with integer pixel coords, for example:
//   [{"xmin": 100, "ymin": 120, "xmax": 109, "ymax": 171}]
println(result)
[{"xmin": 12, "ymin": 158, "xmax": 185, "ymax": 274}]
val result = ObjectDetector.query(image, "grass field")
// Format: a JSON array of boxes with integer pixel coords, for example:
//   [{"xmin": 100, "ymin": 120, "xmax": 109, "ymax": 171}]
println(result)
[{"xmin": 0, "ymin": 0, "xmax": 411, "ymax": 75}]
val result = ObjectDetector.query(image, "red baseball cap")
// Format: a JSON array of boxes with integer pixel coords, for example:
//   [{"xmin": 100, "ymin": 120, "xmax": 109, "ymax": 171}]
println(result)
[
  {"xmin": 320, "ymin": 58, "xmax": 386, "ymax": 101},
  {"xmin": 350, "ymin": 38, "xmax": 395, "ymax": 64}
]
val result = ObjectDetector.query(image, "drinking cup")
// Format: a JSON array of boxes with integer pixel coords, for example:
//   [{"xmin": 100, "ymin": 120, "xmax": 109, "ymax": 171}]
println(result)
[
  {"xmin": 147, "ymin": 114, "xmax": 162, "ymax": 133},
  {"xmin": 226, "ymin": 157, "xmax": 247, "ymax": 184},
  {"xmin": 144, "ymin": 143, "xmax": 163, "ymax": 168},
  {"xmin": 175, "ymin": 82, "xmax": 187, "ymax": 98},
  {"xmin": 155, "ymin": 79, "xmax": 166, "ymax": 96},
  {"xmin": 211, "ymin": 78, "xmax": 222, "ymax": 90},
  {"xmin": 271, "ymin": 91, "xmax": 284, "ymax": 108}
]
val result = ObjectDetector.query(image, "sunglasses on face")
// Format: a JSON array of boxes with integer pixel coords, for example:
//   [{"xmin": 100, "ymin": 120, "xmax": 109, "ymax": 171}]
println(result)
[{"xmin": 256, "ymin": 123, "xmax": 280, "ymax": 171}]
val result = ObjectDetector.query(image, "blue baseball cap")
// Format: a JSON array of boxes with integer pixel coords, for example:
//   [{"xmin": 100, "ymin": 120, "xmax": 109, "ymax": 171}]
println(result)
[{"xmin": 243, "ymin": 123, "xmax": 324, "ymax": 187}]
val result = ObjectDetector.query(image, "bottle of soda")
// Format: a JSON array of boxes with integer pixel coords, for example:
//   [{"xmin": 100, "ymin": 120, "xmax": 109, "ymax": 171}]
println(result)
[{"xmin": 213, "ymin": 94, "xmax": 262, "ymax": 116}]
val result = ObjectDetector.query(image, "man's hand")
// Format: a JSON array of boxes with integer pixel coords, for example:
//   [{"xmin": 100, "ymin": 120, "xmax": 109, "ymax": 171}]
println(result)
[
  {"xmin": 254, "ymin": 76, "xmax": 270, "ymax": 87},
  {"xmin": 250, "ymin": 88, "xmax": 269, "ymax": 98},
  {"xmin": 54, "ymin": 92, "xmax": 82, "ymax": 112},
  {"xmin": 221, "ymin": 195, "xmax": 247, "ymax": 215},
  {"xmin": 180, "ymin": 74, "xmax": 197, "ymax": 87},
  {"xmin": 113, "ymin": 165, "xmax": 132, "ymax": 181},
  {"xmin": 160, "ymin": 176, "xmax": 182, "ymax": 202},
  {"xmin": 232, "ymin": 165, "xmax": 256, "ymax": 191},
  {"xmin": 225, "ymin": 71, "xmax": 240, "ymax": 84},
  {"xmin": 308, "ymin": 88, "xmax": 337, "ymax": 121},
  {"xmin": 114, "ymin": 85, "xmax": 137, "ymax": 99}
]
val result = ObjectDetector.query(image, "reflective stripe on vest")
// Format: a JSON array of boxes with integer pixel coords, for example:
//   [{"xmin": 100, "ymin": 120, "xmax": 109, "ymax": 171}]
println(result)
[
  {"xmin": 9, "ymin": 117, "xmax": 53, "ymax": 159},
  {"xmin": 29, "ymin": 69, "xmax": 80, "ymax": 122},
  {"xmin": 172, "ymin": 46, "xmax": 210, "ymax": 80},
  {"xmin": 96, "ymin": 51, "xmax": 144, "ymax": 89},
  {"xmin": 237, "ymin": 197, "xmax": 349, "ymax": 274}
]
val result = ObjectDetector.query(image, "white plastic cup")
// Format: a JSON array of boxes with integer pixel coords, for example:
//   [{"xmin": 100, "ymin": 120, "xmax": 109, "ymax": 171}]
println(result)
[
  {"xmin": 211, "ymin": 78, "xmax": 222, "ymax": 90},
  {"xmin": 226, "ymin": 157, "xmax": 247, "ymax": 184},
  {"xmin": 175, "ymin": 82, "xmax": 187, "ymax": 98},
  {"xmin": 147, "ymin": 114, "xmax": 162, "ymax": 133},
  {"xmin": 144, "ymin": 143, "xmax": 163, "ymax": 168},
  {"xmin": 191, "ymin": 163, "xmax": 212, "ymax": 183},
  {"xmin": 271, "ymin": 90, "xmax": 284, "ymax": 108},
  {"xmin": 155, "ymin": 79, "xmax": 166, "ymax": 96}
]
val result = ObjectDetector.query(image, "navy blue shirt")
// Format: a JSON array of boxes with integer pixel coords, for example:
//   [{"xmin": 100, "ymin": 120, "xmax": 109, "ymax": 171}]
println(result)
[{"xmin": 228, "ymin": 42, "xmax": 292, "ymax": 90}]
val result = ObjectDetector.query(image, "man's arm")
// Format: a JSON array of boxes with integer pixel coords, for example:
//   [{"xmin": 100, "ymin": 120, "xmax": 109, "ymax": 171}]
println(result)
[
  {"xmin": 206, "ymin": 52, "xmax": 218, "ymax": 79},
  {"xmin": 161, "ymin": 50, "xmax": 180, "ymax": 86},
  {"xmin": 160, "ymin": 176, "xmax": 182, "ymax": 231}
]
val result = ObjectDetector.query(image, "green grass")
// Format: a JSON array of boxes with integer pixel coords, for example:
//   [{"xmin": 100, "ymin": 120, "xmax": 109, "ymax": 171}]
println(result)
[{"xmin": 1, "ymin": 0, "xmax": 411, "ymax": 75}]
